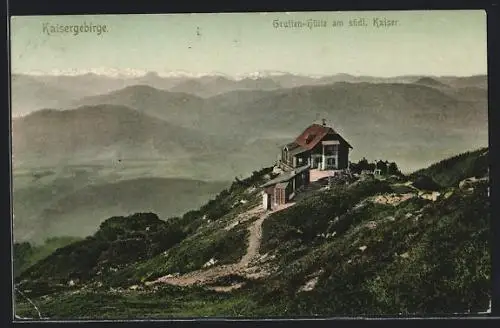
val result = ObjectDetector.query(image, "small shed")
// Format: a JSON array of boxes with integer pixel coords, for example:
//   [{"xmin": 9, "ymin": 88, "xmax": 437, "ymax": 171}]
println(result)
[
  {"xmin": 274, "ymin": 182, "xmax": 291, "ymax": 206},
  {"xmin": 260, "ymin": 165, "xmax": 310, "ymax": 210}
]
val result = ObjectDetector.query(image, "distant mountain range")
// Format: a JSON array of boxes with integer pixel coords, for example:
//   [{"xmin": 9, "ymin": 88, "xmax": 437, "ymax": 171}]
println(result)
[
  {"xmin": 11, "ymin": 104, "xmax": 235, "ymax": 166},
  {"xmin": 12, "ymin": 75, "xmax": 488, "ymax": 173},
  {"xmin": 75, "ymin": 80, "xmax": 487, "ymax": 132},
  {"xmin": 11, "ymin": 72, "xmax": 487, "ymax": 117},
  {"xmin": 77, "ymin": 80, "xmax": 487, "ymax": 169}
]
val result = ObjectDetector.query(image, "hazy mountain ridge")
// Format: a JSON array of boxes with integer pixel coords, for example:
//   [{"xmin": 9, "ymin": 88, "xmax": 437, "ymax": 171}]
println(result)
[
  {"xmin": 12, "ymin": 104, "xmax": 232, "ymax": 165},
  {"xmin": 11, "ymin": 75, "xmax": 79, "ymax": 117},
  {"xmin": 11, "ymin": 72, "xmax": 487, "ymax": 117},
  {"xmin": 14, "ymin": 79, "xmax": 488, "ymax": 173},
  {"xmin": 169, "ymin": 75, "xmax": 283, "ymax": 97},
  {"xmin": 76, "ymin": 80, "xmax": 487, "ymax": 133},
  {"xmin": 415, "ymin": 77, "xmax": 449, "ymax": 87},
  {"xmin": 75, "ymin": 85, "xmax": 206, "ymax": 124}
]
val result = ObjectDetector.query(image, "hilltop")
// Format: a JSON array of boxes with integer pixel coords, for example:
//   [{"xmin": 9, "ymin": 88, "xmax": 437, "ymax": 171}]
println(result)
[
  {"xmin": 14, "ymin": 148, "xmax": 490, "ymax": 318},
  {"xmin": 74, "ymin": 85, "xmax": 205, "ymax": 122},
  {"xmin": 11, "ymin": 104, "xmax": 232, "ymax": 165},
  {"xmin": 415, "ymin": 77, "xmax": 449, "ymax": 87}
]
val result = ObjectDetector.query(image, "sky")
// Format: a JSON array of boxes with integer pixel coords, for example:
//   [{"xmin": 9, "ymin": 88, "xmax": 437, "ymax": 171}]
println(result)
[{"xmin": 10, "ymin": 10, "xmax": 487, "ymax": 77}]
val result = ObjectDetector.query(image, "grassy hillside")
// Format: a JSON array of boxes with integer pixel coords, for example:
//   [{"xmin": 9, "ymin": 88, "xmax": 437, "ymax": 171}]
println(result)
[
  {"xmin": 15, "ymin": 167, "xmax": 271, "ymax": 284},
  {"xmin": 409, "ymin": 147, "xmax": 488, "ymax": 187},
  {"xmin": 13, "ymin": 149, "xmax": 490, "ymax": 318},
  {"xmin": 255, "ymin": 179, "xmax": 489, "ymax": 315}
]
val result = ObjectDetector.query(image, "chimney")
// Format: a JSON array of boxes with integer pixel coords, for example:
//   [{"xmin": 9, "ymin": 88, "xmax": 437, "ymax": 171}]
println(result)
[{"xmin": 322, "ymin": 118, "xmax": 327, "ymax": 126}]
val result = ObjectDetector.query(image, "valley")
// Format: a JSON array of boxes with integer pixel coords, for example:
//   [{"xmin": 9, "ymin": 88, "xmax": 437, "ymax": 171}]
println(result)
[{"xmin": 13, "ymin": 162, "xmax": 230, "ymax": 243}]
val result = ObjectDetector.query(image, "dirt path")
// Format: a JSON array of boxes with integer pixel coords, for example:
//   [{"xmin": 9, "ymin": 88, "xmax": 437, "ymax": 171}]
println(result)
[{"xmin": 151, "ymin": 203, "xmax": 294, "ymax": 287}]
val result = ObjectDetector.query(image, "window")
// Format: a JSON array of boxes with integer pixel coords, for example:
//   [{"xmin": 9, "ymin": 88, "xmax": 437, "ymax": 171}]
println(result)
[
  {"xmin": 327, "ymin": 158, "xmax": 336, "ymax": 167},
  {"xmin": 325, "ymin": 145, "xmax": 338, "ymax": 154}
]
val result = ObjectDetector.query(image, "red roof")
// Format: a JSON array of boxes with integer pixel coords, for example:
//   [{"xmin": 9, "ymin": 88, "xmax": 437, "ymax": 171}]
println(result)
[
  {"xmin": 294, "ymin": 123, "xmax": 353, "ymax": 150},
  {"xmin": 295, "ymin": 124, "xmax": 333, "ymax": 150}
]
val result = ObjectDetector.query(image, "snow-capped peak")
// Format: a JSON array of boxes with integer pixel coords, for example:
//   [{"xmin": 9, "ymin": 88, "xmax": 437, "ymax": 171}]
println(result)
[
  {"xmin": 15, "ymin": 68, "xmax": 325, "ymax": 80},
  {"xmin": 234, "ymin": 70, "xmax": 290, "ymax": 80}
]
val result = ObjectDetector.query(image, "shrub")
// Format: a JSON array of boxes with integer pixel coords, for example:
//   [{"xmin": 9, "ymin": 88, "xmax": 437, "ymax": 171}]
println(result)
[
  {"xmin": 412, "ymin": 175, "xmax": 442, "ymax": 191},
  {"xmin": 410, "ymin": 147, "xmax": 488, "ymax": 187}
]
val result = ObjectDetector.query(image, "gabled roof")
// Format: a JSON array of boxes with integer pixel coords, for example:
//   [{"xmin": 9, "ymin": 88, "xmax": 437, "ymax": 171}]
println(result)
[
  {"xmin": 275, "ymin": 182, "xmax": 289, "ymax": 189},
  {"xmin": 261, "ymin": 165, "xmax": 310, "ymax": 188},
  {"xmin": 332, "ymin": 134, "xmax": 353, "ymax": 149},
  {"xmin": 289, "ymin": 145, "xmax": 309, "ymax": 156},
  {"xmin": 295, "ymin": 123, "xmax": 353, "ymax": 150},
  {"xmin": 284, "ymin": 142, "xmax": 301, "ymax": 151},
  {"xmin": 281, "ymin": 141, "xmax": 309, "ymax": 157}
]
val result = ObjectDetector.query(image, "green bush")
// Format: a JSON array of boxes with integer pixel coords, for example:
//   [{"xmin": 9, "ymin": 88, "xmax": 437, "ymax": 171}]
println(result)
[
  {"xmin": 17, "ymin": 213, "xmax": 188, "ymax": 283},
  {"xmin": 412, "ymin": 175, "xmax": 442, "ymax": 191},
  {"xmin": 410, "ymin": 147, "xmax": 488, "ymax": 187},
  {"xmin": 162, "ymin": 227, "xmax": 249, "ymax": 274}
]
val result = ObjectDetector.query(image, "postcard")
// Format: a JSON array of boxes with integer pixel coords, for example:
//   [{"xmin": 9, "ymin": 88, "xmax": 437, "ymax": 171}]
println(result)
[{"xmin": 10, "ymin": 10, "xmax": 490, "ymax": 320}]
